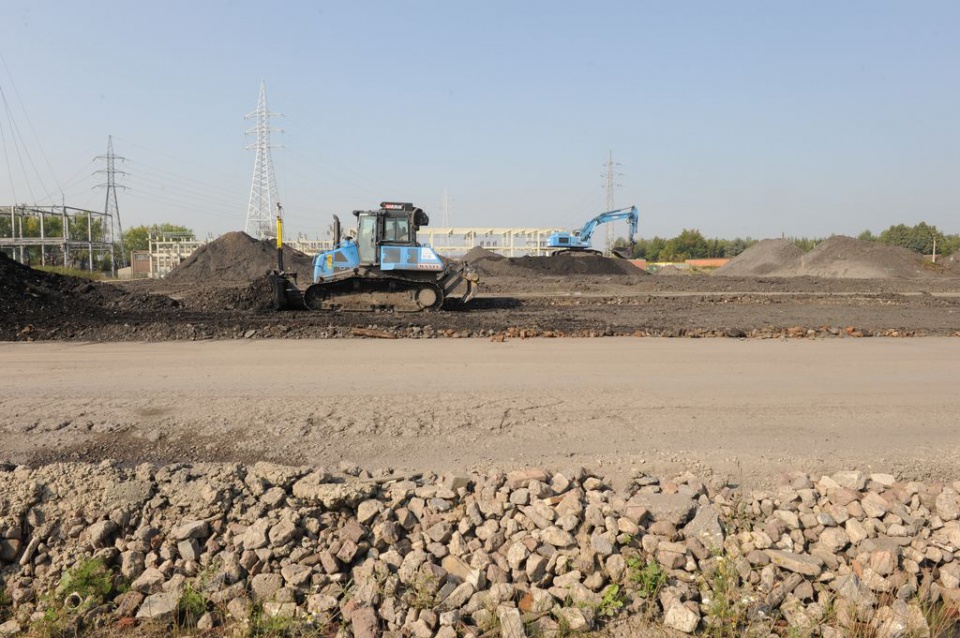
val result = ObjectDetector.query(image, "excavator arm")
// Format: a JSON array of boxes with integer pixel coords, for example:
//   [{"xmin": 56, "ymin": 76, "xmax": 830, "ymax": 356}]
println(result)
[
  {"xmin": 575, "ymin": 206, "xmax": 639, "ymax": 243},
  {"xmin": 572, "ymin": 206, "xmax": 639, "ymax": 257}
]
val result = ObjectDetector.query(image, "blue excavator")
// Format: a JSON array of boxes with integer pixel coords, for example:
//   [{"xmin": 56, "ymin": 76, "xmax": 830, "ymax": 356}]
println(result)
[
  {"xmin": 546, "ymin": 205, "xmax": 639, "ymax": 258},
  {"xmin": 271, "ymin": 202, "xmax": 479, "ymax": 312}
]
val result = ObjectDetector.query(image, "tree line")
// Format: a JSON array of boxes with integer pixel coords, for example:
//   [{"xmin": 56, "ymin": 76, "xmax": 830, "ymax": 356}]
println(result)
[
  {"xmin": 617, "ymin": 222, "xmax": 960, "ymax": 262},
  {"xmin": 0, "ymin": 217, "xmax": 194, "ymax": 271}
]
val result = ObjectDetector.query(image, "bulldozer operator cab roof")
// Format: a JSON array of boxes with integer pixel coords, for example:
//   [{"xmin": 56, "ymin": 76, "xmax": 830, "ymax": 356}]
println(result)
[
  {"xmin": 349, "ymin": 203, "xmax": 430, "ymax": 260},
  {"xmin": 351, "ymin": 202, "xmax": 430, "ymax": 238}
]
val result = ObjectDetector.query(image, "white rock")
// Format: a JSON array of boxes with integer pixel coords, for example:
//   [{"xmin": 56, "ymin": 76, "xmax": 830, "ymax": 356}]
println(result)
[{"xmin": 663, "ymin": 602, "xmax": 699, "ymax": 634}]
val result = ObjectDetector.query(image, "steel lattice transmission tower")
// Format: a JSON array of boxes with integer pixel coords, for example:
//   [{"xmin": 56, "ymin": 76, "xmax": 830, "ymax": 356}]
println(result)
[
  {"xmin": 94, "ymin": 135, "xmax": 127, "ymax": 269},
  {"xmin": 244, "ymin": 81, "xmax": 283, "ymax": 239},
  {"xmin": 602, "ymin": 150, "xmax": 622, "ymax": 256}
]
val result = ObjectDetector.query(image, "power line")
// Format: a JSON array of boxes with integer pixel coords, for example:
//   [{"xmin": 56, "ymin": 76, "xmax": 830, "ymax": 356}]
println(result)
[{"xmin": 0, "ymin": 50, "xmax": 64, "ymax": 200}]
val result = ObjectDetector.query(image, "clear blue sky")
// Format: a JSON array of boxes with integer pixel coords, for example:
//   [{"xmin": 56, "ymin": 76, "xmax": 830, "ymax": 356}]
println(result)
[{"xmin": 1, "ymin": 1, "xmax": 957, "ymax": 241}]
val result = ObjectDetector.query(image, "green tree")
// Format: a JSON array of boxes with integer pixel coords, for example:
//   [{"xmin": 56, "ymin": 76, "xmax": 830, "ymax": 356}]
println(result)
[
  {"xmin": 122, "ymin": 224, "xmax": 194, "ymax": 253},
  {"xmin": 878, "ymin": 222, "xmax": 945, "ymax": 256},
  {"xmin": 857, "ymin": 229, "xmax": 876, "ymax": 242},
  {"xmin": 724, "ymin": 237, "xmax": 749, "ymax": 257},
  {"xmin": 792, "ymin": 237, "xmax": 819, "ymax": 252},
  {"xmin": 632, "ymin": 236, "xmax": 666, "ymax": 261},
  {"xmin": 660, "ymin": 229, "xmax": 709, "ymax": 262}
]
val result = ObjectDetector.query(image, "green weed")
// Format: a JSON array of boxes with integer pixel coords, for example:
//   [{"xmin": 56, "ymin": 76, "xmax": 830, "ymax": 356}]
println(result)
[
  {"xmin": 596, "ymin": 583, "xmax": 626, "ymax": 619},
  {"xmin": 703, "ymin": 555, "xmax": 747, "ymax": 638},
  {"xmin": 626, "ymin": 556, "xmax": 667, "ymax": 600},
  {"xmin": 401, "ymin": 572, "xmax": 439, "ymax": 610},
  {"xmin": 177, "ymin": 582, "xmax": 207, "ymax": 625}
]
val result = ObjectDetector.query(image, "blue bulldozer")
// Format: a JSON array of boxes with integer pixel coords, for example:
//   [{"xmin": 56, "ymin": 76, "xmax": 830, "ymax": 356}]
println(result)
[{"xmin": 271, "ymin": 202, "xmax": 478, "ymax": 312}]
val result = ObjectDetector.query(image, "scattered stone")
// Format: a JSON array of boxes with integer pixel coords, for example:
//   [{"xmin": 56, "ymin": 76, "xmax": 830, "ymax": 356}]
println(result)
[
  {"xmin": 764, "ymin": 550, "xmax": 823, "ymax": 577},
  {"xmin": 136, "ymin": 590, "xmax": 179, "ymax": 621},
  {"xmin": 0, "ymin": 461, "xmax": 957, "ymax": 637},
  {"xmin": 628, "ymin": 492, "xmax": 697, "ymax": 525},
  {"xmin": 171, "ymin": 520, "xmax": 209, "ymax": 540},
  {"xmin": 664, "ymin": 602, "xmax": 700, "ymax": 634}
]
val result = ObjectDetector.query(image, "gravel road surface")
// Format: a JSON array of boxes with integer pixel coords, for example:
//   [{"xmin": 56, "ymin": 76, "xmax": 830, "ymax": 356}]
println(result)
[{"xmin": 3, "ymin": 338, "xmax": 958, "ymax": 487}]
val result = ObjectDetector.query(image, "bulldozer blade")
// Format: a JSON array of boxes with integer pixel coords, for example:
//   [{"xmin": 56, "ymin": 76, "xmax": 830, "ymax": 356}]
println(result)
[{"xmin": 269, "ymin": 272, "xmax": 302, "ymax": 311}]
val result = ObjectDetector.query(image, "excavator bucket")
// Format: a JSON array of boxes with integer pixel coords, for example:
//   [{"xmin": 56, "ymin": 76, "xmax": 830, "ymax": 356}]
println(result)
[{"xmin": 611, "ymin": 245, "xmax": 634, "ymax": 259}]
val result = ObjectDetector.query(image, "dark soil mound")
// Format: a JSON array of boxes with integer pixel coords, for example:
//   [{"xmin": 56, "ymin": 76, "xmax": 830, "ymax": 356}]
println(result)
[
  {"xmin": 790, "ymin": 236, "xmax": 938, "ymax": 279},
  {"xmin": 165, "ymin": 231, "xmax": 314, "ymax": 283},
  {"xmin": 466, "ymin": 247, "xmax": 645, "ymax": 278},
  {"xmin": 716, "ymin": 239, "xmax": 804, "ymax": 277},
  {"xmin": 1, "ymin": 252, "xmax": 179, "ymax": 338},
  {"xmin": 462, "ymin": 246, "xmax": 505, "ymax": 263},
  {"xmin": 512, "ymin": 254, "xmax": 643, "ymax": 276}
]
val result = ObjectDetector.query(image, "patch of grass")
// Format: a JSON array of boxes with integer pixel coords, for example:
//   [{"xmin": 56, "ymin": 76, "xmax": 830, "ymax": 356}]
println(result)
[
  {"xmin": 176, "ymin": 582, "xmax": 207, "ymax": 626},
  {"xmin": 922, "ymin": 596, "xmax": 960, "ymax": 637},
  {"xmin": 401, "ymin": 572, "xmax": 439, "ymax": 610},
  {"xmin": 57, "ymin": 557, "xmax": 119, "ymax": 604},
  {"xmin": 24, "ymin": 558, "xmax": 127, "ymax": 638},
  {"xmin": 245, "ymin": 601, "xmax": 325, "ymax": 638}
]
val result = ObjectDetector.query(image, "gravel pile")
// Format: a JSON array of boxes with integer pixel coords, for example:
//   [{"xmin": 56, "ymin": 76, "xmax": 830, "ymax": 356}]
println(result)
[
  {"xmin": 2, "ymin": 463, "xmax": 959, "ymax": 636},
  {"xmin": 791, "ymin": 237, "xmax": 940, "ymax": 279},
  {"xmin": 717, "ymin": 237, "xmax": 945, "ymax": 279},
  {"xmin": 716, "ymin": 240, "xmax": 804, "ymax": 277}
]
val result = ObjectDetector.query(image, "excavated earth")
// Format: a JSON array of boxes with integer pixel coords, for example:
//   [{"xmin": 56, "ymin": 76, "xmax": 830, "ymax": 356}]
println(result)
[
  {"xmin": 4, "ymin": 236, "xmax": 960, "ymax": 637},
  {"xmin": 4, "ymin": 241, "xmax": 960, "ymax": 343}
]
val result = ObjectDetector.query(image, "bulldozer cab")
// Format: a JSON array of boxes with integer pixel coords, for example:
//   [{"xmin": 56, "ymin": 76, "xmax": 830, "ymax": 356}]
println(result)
[{"xmin": 353, "ymin": 202, "xmax": 427, "ymax": 266}]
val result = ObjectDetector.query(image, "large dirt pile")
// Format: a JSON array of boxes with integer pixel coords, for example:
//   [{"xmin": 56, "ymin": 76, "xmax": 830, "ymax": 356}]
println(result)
[
  {"xmin": 715, "ymin": 239, "xmax": 804, "ymax": 276},
  {"xmin": 165, "ymin": 231, "xmax": 314, "ymax": 283},
  {"xmin": 717, "ymin": 236, "xmax": 942, "ymax": 279},
  {"xmin": 788, "ymin": 236, "xmax": 938, "ymax": 279},
  {"xmin": 463, "ymin": 246, "xmax": 644, "ymax": 277},
  {"xmin": 1, "ymin": 252, "xmax": 178, "ymax": 338}
]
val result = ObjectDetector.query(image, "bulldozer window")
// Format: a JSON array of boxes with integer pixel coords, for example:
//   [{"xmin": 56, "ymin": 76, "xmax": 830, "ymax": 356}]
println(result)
[
  {"xmin": 383, "ymin": 217, "xmax": 410, "ymax": 243},
  {"xmin": 357, "ymin": 216, "xmax": 378, "ymax": 263}
]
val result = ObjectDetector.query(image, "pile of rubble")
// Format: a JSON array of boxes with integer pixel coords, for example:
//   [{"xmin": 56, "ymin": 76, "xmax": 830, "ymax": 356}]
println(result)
[
  {"xmin": 1, "ymin": 462, "xmax": 959, "ymax": 637},
  {"xmin": 0, "ymin": 252, "xmax": 180, "ymax": 340}
]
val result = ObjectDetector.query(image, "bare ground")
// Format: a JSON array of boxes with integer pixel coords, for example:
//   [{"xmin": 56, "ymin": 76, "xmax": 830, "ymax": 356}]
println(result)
[
  {"xmin": 3, "ymin": 338, "xmax": 959, "ymax": 489},
  {"xmin": 5, "ymin": 250, "xmax": 960, "ymax": 488}
]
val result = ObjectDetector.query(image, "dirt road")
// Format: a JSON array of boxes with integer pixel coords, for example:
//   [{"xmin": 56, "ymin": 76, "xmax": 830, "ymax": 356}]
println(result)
[{"xmin": 3, "ymin": 338, "xmax": 958, "ymax": 487}]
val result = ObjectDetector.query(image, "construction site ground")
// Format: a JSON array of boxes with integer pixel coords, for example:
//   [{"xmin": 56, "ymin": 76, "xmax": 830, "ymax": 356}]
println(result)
[
  {"xmin": 3, "ymin": 236, "xmax": 960, "ymax": 486},
  {"xmin": 3, "ymin": 337, "xmax": 959, "ymax": 492}
]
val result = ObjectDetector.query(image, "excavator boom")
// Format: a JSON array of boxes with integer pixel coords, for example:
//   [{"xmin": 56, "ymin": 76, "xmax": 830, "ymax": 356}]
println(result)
[{"xmin": 546, "ymin": 205, "xmax": 639, "ymax": 257}]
